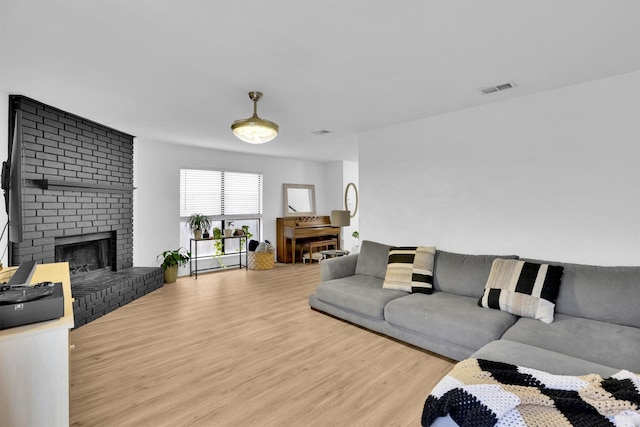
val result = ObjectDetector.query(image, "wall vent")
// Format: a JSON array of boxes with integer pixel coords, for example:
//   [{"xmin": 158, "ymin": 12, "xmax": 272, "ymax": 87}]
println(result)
[{"xmin": 480, "ymin": 81, "xmax": 517, "ymax": 94}]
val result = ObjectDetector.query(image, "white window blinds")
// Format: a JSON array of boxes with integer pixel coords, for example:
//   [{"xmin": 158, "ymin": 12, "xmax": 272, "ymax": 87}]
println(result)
[{"xmin": 180, "ymin": 169, "xmax": 262, "ymax": 218}]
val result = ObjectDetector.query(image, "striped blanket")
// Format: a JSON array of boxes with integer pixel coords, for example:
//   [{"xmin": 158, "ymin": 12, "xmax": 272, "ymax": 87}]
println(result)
[{"xmin": 422, "ymin": 359, "xmax": 640, "ymax": 427}]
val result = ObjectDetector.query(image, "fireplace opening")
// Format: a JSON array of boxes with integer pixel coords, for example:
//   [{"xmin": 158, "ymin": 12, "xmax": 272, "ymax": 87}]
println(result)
[{"xmin": 55, "ymin": 232, "xmax": 116, "ymax": 275}]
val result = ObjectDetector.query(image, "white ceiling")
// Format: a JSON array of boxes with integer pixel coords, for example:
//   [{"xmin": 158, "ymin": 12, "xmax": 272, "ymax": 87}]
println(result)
[{"xmin": 1, "ymin": 1, "xmax": 638, "ymax": 162}]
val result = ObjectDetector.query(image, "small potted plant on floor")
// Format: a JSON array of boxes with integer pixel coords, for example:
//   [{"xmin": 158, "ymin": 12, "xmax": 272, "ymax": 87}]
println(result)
[
  {"xmin": 157, "ymin": 248, "xmax": 191, "ymax": 283},
  {"xmin": 187, "ymin": 213, "xmax": 212, "ymax": 240}
]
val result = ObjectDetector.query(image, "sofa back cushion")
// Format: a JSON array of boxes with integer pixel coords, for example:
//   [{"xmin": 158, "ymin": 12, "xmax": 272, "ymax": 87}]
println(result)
[
  {"xmin": 478, "ymin": 259, "xmax": 564, "ymax": 324},
  {"xmin": 355, "ymin": 240, "xmax": 391, "ymax": 280},
  {"xmin": 522, "ymin": 259, "xmax": 640, "ymax": 328},
  {"xmin": 433, "ymin": 251, "xmax": 519, "ymax": 298}
]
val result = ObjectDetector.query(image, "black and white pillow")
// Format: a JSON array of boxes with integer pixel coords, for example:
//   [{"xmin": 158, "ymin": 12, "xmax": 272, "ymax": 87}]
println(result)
[
  {"xmin": 479, "ymin": 259, "xmax": 564, "ymax": 323},
  {"xmin": 383, "ymin": 246, "xmax": 436, "ymax": 294}
]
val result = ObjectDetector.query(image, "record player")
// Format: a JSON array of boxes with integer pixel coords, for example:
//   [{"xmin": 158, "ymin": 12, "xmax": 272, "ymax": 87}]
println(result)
[{"xmin": 0, "ymin": 261, "xmax": 65, "ymax": 330}]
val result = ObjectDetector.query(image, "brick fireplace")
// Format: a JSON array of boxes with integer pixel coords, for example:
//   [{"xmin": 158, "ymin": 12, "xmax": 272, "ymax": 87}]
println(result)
[
  {"xmin": 10, "ymin": 96, "xmax": 134, "ymax": 269},
  {"xmin": 8, "ymin": 96, "xmax": 162, "ymax": 327}
]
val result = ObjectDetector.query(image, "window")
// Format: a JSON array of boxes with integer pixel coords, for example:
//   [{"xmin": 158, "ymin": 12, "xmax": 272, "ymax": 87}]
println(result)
[
  {"xmin": 180, "ymin": 169, "xmax": 262, "ymax": 218},
  {"xmin": 179, "ymin": 169, "xmax": 262, "ymax": 262}
]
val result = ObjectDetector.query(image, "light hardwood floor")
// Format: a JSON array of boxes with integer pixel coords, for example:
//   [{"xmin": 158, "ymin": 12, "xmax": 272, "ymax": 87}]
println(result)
[{"xmin": 70, "ymin": 263, "xmax": 454, "ymax": 426}]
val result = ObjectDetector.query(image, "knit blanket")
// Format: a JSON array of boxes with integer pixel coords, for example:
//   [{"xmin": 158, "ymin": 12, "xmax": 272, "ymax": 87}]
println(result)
[{"xmin": 422, "ymin": 358, "xmax": 640, "ymax": 427}]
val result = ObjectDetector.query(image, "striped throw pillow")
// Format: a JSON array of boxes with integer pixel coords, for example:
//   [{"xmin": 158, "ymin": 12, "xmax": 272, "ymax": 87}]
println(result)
[
  {"xmin": 478, "ymin": 259, "xmax": 564, "ymax": 323},
  {"xmin": 383, "ymin": 246, "xmax": 436, "ymax": 294}
]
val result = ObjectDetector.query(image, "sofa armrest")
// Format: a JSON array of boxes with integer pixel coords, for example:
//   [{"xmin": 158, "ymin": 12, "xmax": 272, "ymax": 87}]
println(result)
[{"xmin": 320, "ymin": 254, "xmax": 358, "ymax": 281}]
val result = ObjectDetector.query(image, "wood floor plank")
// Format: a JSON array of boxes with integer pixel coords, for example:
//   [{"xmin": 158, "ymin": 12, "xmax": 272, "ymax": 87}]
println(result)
[{"xmin": 70, "ymin": 263, "xmax": 454, "ymax": 426}]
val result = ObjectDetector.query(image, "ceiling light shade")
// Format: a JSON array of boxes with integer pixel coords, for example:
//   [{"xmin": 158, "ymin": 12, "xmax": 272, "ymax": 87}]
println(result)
[{"xmin": 231, "ymin": 91, "xmax": 279, "ymax": 144}]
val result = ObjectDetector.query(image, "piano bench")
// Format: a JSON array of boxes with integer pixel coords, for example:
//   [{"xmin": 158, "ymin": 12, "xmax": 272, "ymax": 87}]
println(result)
[{"xmin": 301, "ymin": 239, "xmax": 338, "ymax": 264}]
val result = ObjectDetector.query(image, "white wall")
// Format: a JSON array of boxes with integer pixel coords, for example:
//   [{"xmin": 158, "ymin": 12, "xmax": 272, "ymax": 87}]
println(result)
[
  {"xmin": 323, "ymin": 158, "xmax": 360, "ymax": 251},
  {"xmin": 133, "ymin": 140, "xmax": 331, "ymax": 270},
  {"xmin": 323, "ymin": 161, "xmax": 343, "ymax": 211},
  {"xmin": 359, "ymin": 72, "xmax": 640, "ymax": 265},
  {"xmin": 342, "ymin": 160, "xmax": 359, "ymax": 252}
]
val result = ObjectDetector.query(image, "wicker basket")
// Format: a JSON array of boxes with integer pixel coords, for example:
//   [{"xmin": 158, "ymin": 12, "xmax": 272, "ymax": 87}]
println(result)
[{"xmin": 247, "ymin": 251, "xmax": 275, "ymax": 270}]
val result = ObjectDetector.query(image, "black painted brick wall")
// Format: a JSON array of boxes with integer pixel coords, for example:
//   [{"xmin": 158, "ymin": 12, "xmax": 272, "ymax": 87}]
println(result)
[{"xmin": 10, "ymin": 96, "xmax": 134, "ymax": 270}]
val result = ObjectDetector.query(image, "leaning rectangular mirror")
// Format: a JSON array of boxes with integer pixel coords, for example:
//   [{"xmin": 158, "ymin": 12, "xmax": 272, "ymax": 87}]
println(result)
[{"xmin": 283, "ymin": 183, "xmax": 316, "ymax": 217}]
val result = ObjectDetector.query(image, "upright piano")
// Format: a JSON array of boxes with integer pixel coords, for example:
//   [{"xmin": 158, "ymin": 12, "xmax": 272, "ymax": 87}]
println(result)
[{"xmin": 276, "ymin": 216, "xmax": 341, "ymax": 264}]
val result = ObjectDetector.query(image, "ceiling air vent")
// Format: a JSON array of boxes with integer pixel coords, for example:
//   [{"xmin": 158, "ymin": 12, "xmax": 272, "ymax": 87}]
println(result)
[
  {"xmin": 311, "ymin": 130, "xmax": 331, "ymax": 136},
  {"xmin": 480, "ymin": 81, "xmax": 517, "ymax": 95}
]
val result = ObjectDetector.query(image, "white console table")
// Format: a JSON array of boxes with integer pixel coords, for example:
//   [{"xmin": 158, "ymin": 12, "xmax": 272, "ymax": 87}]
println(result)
[{"xmin": 0, "ymin": 262, "xmax": 74, "ymax": 427}]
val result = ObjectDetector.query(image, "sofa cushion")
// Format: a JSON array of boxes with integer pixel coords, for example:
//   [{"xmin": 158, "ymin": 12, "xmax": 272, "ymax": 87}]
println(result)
[
  {"xmin": 382, "ymin": 246, "xmax": 436, "ymax": 294},
  {"xmin": 354, "ymin": 240, "xmax": 391, "ymax": 280},
  {"xmin": 479, "ymin": 259, "xmax": 564, "ymax": 323},
  {"xmin": 433, "ymin": 251, "xmax": 519, "ymax": 298},
  {"xmin": 472, "ymin": 340, "xmax": 619, "ymax": 377},
  {"xmin": 384, "ymin": 292, "xmax": 518, "ymax": 353},
  {"xmin": 523, "ymin": 259, "xmax": 640, "ymax": 329},
  {"xmin": 502, "ymin": 313, "xmax": 640, "ymax": 373},
  {"xmin": 315, "ymin": 275, "xmax": 406, "ymax": 320}
]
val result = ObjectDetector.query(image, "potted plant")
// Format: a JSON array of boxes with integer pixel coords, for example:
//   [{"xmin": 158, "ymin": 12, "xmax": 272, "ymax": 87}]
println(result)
[
  {"xmin": 157, "ymin": 248, "xmax": 191, "ymax": 283},
  {"xmin": 238, "ymin": 225, "xmax": 253, "ymax": 252},
  {"xmin": 187, "ymin": 213, "xmax": 212, "ymax": 240},
  {"xmin": 224, "ymin": 220, "xmax": 234, "ymax": 237},
  {"xmin": 212, "ymin": 227, "xmax": 222, "ymax": 239},
  {"xmin": 352, "ymin": 230, "xmax": 360, "ymax": 254},
  {"xmin": 212, "ymin": 227, "xmax": 225, "ymax": 266}
]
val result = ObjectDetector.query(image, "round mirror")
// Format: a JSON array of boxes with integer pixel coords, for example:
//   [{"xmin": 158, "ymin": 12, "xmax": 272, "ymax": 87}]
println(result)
[{"xmin": 344, "ymin": 182, "xmax": 358, "ymax": 218}]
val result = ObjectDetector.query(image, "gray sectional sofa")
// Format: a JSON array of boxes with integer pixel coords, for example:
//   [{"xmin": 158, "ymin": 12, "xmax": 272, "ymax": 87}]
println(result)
[{"xmin": 308, "ymin": 240, "xmax": 640, "ymax": 379}]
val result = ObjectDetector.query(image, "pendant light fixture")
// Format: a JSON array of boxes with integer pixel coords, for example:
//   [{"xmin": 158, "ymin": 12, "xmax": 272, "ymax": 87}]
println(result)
[{"xmin": 231, "ymin": 91, "xmax": 279, "ymax": 144}]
